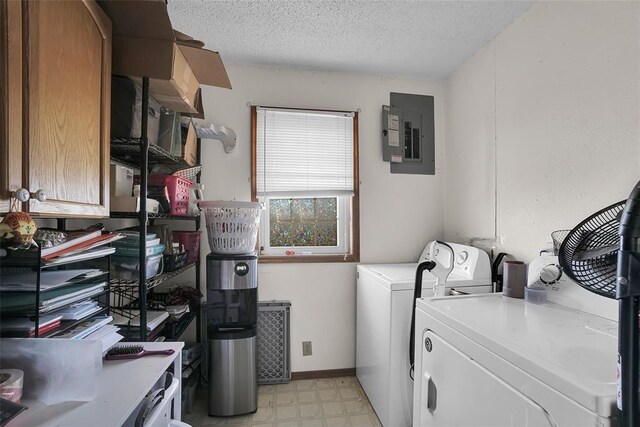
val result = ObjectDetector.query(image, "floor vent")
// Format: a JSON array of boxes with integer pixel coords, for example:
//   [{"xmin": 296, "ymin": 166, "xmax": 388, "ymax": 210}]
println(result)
[{"xmin": 257, "ymin": 300, "xmax": 291, "ymax": 384}]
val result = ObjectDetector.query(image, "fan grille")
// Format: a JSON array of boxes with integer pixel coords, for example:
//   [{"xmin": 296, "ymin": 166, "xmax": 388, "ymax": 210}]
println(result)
[{"xmin": 558, "ymin": 201, "xmax": 625, "ymax": 299}]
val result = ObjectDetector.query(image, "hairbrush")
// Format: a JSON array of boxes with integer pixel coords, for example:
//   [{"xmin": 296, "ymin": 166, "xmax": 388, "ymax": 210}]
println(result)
[{"xmin": 105, "ymin": 345, "xmax": 175, "ymax": 360}]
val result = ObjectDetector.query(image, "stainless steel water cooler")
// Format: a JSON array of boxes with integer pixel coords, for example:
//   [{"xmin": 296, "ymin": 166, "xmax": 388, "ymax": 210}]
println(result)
[{"xmin": 207, "ymin": 253, "xmax": 258, "ymax": 416}]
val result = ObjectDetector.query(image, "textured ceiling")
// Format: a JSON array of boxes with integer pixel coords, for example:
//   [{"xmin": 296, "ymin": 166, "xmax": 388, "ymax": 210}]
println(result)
[{"xmin": 168, "ymin": 0, "xmax": 533, "ymax": 80}]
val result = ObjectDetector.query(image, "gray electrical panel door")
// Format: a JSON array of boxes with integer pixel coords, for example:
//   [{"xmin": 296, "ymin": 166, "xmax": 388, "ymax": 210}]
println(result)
[
  {"xmin": 382, "ymin": 105, "xmax": 403, "ymax": 163},
  {"xmin": 383, "ymin": 93, "xmax": 435, "ymax": 175}
]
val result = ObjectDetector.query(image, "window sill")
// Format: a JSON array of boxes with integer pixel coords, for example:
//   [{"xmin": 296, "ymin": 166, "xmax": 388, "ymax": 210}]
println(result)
[{"xmin": 258, "ymin": 254, "xmax": 359, "ymax": 264}]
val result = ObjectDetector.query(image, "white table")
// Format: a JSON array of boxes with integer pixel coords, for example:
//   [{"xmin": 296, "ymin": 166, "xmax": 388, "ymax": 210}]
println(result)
[{"xmin": 8, "ymin": 342, "xmax": 184, "ymax": 427}]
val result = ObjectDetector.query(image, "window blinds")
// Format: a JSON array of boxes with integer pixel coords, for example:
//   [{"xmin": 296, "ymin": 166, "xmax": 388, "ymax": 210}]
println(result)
[{"xmin": 256, "ymin": 107, "xmax": 355, "ymax": 197}]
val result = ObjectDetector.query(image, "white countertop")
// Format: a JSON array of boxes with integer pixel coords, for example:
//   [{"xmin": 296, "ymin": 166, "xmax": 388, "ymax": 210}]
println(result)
[{"xmin": 8, "ymin": 342, "xmax": 184, "ymax": 427}]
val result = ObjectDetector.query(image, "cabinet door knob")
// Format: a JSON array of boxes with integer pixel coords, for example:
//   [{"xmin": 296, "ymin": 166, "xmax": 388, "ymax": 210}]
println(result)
[
  {"xmin": 11, "ymin": 188, "xmax": 31, "ymax": 202},
  {"xmin": 10, "ymin": 188, "xmax": 47, "ymax": 203},
  {"xmin": 32, "ymin": 189, "xmax": 47, "ymax": 202}
]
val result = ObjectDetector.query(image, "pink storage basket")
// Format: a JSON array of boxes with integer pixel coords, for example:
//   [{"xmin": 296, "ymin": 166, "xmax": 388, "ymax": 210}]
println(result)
[
  {"xmin": 134, "ymin": 174, "xmax": 192, "ymax": 216},
  {"xmin": 173, "ymin": 231, "xmax": 201, "ymax": 264}
]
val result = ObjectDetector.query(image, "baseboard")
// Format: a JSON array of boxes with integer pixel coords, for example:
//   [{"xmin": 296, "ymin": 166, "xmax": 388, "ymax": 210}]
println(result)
[{"xmin": 291, "ymin": 368, "xmax": 356, "ymax": 380}]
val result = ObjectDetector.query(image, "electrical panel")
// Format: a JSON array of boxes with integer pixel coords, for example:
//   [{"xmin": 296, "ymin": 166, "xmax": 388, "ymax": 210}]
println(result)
[{"xmin": 382, "ymin": 93, "xmax": 435, "ymax": 175}]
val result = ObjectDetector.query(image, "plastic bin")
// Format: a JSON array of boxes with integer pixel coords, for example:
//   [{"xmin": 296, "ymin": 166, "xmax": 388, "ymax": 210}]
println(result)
[
  {"xmin": 164, "ymin": 252, "xmax": 188, "ymax": 272},
  {"xmin": 111, "ymin": 76, "xmax": 161, "ymax": 145},
  {"xmin": 114, "ymin": 244, "xmax": 165, "ymax": 258},
  {"xmin": 173, "ymin": 231, "xmax": 201, "ymax": 264},
  {"xmin": 182, "ymin": 371, "xmax": 199, "ymax": 414},
  {"xmin": 111, "ymin": 254, "xmax": 164, "ymax": 281},
  {"xmin": 133, "ymin": 175, "xmax": 192, "ymax": 216},
  {"xmin": 148, "ymin": 224, "xmax": 174, "ymax": 255}
]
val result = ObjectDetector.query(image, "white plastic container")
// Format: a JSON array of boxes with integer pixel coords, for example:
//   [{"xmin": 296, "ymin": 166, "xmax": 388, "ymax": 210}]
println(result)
[
  {"xmin": 111, "ymin": 253, "xmax": 164, "ymax": 281},
  {"xmin": 200, "ymin": 201, "xmax": 263, "ymax": 255},
  {"xmin": 525, "ymin": 283, "xmax": 547, "ymax": 304}
]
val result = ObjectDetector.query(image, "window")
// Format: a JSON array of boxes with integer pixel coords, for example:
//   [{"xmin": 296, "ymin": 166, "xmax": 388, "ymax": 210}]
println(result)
[{"xmin": 251, "ymin": 106, "xmax": 359, "ymax": 262}]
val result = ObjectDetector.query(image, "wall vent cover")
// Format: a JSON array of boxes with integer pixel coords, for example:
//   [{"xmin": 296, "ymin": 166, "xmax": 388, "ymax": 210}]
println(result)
[{"xmin": 257, "ymin": 300, "xmax": 291, "ymax": 384}]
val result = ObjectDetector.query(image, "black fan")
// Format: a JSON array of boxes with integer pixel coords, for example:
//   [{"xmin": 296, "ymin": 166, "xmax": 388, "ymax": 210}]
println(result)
[
  {"xmin": 558, "ymin": 183, "xmax": 640, "ymax": 426},
  {"xmin": 558, "ymin": 200, "xmax": 625, "ymax": 298}
]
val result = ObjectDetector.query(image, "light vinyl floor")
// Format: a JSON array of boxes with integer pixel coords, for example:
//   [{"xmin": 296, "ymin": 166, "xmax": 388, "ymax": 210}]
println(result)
[{"xmin": 183, "ymin": 376, "xmax": 382, "ymax": 427}]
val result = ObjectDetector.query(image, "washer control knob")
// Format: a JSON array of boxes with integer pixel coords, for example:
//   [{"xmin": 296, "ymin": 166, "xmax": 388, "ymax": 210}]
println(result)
[
  {"xmin": 540, "ymin": 264, "xmax": 563, "ymax": 285},
  {"xmin": 457, "ymin": 251, "xmax": 468, "ymax": 265}
]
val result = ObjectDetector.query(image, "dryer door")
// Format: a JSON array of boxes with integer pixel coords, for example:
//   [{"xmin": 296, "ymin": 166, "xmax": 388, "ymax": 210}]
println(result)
[{"xmin": 415, "ymin": 330, "xmax": 556, "ymax": 426}]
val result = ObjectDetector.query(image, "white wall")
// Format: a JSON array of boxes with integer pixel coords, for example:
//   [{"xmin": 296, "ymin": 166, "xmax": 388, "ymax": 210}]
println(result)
[
  {"xmin": 200, "ymin": 66, "xmax": 444, "ymax": 371},
  {"xmin": 444, "ymin": 1, "xmax": 640, "ymax": 261}
]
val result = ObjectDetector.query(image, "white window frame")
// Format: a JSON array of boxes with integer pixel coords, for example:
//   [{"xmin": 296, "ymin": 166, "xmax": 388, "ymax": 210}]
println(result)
[{"xmin": 259, "ymin": 194, "xmax": 351, "ymax": 256}]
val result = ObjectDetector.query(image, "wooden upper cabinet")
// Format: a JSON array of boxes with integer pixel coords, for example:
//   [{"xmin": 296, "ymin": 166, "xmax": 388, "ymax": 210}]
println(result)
[{"xmin": 1, "ymin": 0, "xmax": 111, "ymax": 217}]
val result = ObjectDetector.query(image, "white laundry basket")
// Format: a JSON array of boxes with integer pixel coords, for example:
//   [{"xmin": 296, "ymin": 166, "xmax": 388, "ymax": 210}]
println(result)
[{"xmin": 200, "ymin": 201, "xmax": 263, "ymax": 255}]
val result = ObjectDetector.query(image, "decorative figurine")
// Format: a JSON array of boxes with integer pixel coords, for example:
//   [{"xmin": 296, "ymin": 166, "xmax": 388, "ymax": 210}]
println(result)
[{"xmin": 0, "ymin": 212, "xmax": 38, "ymax": 247}]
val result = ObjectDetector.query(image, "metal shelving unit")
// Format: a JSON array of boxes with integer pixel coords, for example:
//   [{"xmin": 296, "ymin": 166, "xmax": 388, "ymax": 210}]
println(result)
[
  {"xmin": 109, "ymin": 77, "xmax": 203, "ymax": 342},
  {"xmin": 111, "ymin": 137, "xmax": 192, "ymax": 171},
  {"xmin": 110, "ymin": 263, "xmax": 197, "ymax": 292},
  {"xmin": 110, "ymin": 264, "xmax": 200, "ymax": 342},
  {"xmin": 165, "ymin": 309, "xmax": 198, "ymax": 341},
  {"xmin": 110, "ymin": 212, "xmax": 200, "ymax": 221}
]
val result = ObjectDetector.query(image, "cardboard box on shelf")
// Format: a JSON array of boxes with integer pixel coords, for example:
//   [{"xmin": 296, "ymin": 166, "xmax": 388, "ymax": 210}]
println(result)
[
  {"xmin": 113, "ymin": 37, "xmax": 200, "ymax": 114},
  {"xmin": 182, "ymin": 122, "xmax": 198, "ymax": 166},
  {"xmin": 111, "ymin": 197, "xmax": 160, "ymax": 213},
  {"xmin": 99, "ymin": 0, "xmax": 230, "ymax": 115},
  {"xmin": 189, "ymin": 88, "xmax": 206, "ymax": 120},
  {"xmin": 119, "ymin": 41, "xmax": 200, "ymax": 114}
]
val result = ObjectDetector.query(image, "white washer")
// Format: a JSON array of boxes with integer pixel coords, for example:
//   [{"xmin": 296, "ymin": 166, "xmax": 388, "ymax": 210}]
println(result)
[
  {"xmin": 356, "ymin": 242, "xmax": 492, "ymax": 427},
  {"xmin": 412, "ymin": 256, "xmax": 619, "ymax": 426}
]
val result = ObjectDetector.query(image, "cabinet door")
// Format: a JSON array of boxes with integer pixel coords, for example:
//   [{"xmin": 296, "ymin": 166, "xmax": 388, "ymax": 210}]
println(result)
[
  {"xmin": 25, "ymin": 0, "xmax": 111, "ymax": 217},
  {"xmin": 0, "ymin": 0, "xmax": 24, "ymax": 213}
]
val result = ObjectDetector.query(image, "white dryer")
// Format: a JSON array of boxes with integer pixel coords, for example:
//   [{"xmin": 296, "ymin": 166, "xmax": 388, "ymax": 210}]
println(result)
[
  {"xmin": 356, "ymin": 242, "xmax": 492, "ymax": 427},
  {"xmin": 412, "ymin": 255, "xmax": 619, "ymax": 426}
]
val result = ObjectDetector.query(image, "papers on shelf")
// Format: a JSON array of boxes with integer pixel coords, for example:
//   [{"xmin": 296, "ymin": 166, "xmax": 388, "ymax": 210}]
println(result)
[
  {"xmin": 112, "ymin": 310, "xmax": 169, "ymax": 331},
  {"xmin": 41, "ymin": 232, "xmax": 125, "ymax": 261},
  {"xmin": 0, "ymin": 269, "xmax": 104, "ymax": 291},
  {"xmin": 39, "ymin": 229, "xmax": 102, "ymax": 257},
  {"xmin": 1, "ymin": 282, "xmax": 107, "ymax": 314},
  {"xmin": 43, "ymin": 247, "xmax": 116, "ymax": 266},
  {"xmin": 40, "ymin": 283, "xmax": 107, "ymax": 313},
  {"xmin": 46, "ymin": 233, "xmax": 125, "ymax": 260},
  {"xmin": 1, "ymin": 314, "xmax": 63, "ymax": 336},
  {"xmin": 84, "ymin": 324, "xmax": 123, "ymax": 354},
  {"xmin": 54, "ymin": 300, "xmax": 103, "ymax": 320},
  {"xmin": 166, "ymin": 305, "xmax": 189, "ymax": 317},
  {"xmin": 53, "ymin": 315, "xmax": 113, "ymax": 340}
]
